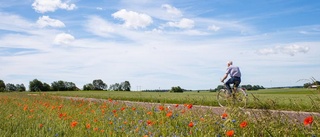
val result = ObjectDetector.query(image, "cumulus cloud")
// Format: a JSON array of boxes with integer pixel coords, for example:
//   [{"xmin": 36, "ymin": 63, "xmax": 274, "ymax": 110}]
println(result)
[
  {"xmin": 161, "ymin": 4, "xmax": 182, "ymax": 17},
  {"xmin": 36, "ymin": 16, "xmax": 65, "ymax": 28},
  {"xmin": 112, "ymin": 9, "xmax": 153, "ymax": 29},
  {"xmin": 54, "ymin": 33, "xmax": 75, "ymax": 45},
  {"xmin": 256, "ymin": 45, "xmax": 309, "ymax": 56},
  {"xmin": 208, "ymin": 25, "xmax": 220, "ymax": 31},
  {"xmin": 86, "ymin": 16, "xmax": 115, "ymax": 37},
  {"xmin": 32, "ymin": 0, "xmax": 76, "ymax": 13},
  {"xmin": 167, "ymin": 18, "xmax": 194, "ymax": 29}
]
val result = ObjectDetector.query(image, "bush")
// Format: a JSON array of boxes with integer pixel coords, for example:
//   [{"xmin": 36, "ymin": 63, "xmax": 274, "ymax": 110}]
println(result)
[{"xmin": 169, "ymin": 86, "xmax": 184, "ymax": 93}]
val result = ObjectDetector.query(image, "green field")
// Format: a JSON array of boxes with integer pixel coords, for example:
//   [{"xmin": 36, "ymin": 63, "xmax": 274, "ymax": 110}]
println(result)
[{"xmin": 44, "ymin": 88, "xmax": 320, "ymax": 112}]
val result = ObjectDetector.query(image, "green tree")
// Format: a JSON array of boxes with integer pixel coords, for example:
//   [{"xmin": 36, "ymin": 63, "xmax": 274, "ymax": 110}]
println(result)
[
  {"xmin": 0, "ymin": 80, "xmax": 5, "ymax": 92},
  {"xmin": 42, "ymin": 83, "xmax": 51, "ymax": 91},
  {"xmin": 109, "ymin": 83, "xmax": 120, "ymax": 91},
  {"xmin": 16, "ymin": 84, "xmax": 26, "ymax": 92},
  {"xmin": 121, "ymin": 81, "xmax": 131, "ymax": 91},
  {"xmin": 29, "ymin": 79, "xmax": 43, "ymax": 92},
  {"xmin": 83, "ymin": 83, "xmax": 94, "ymax": 90},
  {"xmin": 5, "ymin": 83, "xmax": 16, "ymax": 91},
  {"xmin": 169, "ymin": 86, "xmax": 183, "ymax": 93},
  {"xmin": 93, "ymin": 79, "xmax": 107, "ymax": 90}
]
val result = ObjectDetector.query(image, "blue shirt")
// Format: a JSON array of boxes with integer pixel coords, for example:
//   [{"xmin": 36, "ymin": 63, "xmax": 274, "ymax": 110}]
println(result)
[{"xmin": 226, "ymin": 65, "xmax": 241, "ymax": 77}]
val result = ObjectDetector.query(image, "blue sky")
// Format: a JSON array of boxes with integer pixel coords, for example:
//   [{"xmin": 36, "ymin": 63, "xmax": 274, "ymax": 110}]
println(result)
[{"xmin": 0, "ymin": 0, "xmax": 319, "ymax": 90}]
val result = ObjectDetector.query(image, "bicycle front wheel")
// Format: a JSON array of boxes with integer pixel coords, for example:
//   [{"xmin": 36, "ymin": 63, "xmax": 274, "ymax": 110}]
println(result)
[{"xmin": 217, "ymin": 89, "xmax": 230, "ymax": 107}]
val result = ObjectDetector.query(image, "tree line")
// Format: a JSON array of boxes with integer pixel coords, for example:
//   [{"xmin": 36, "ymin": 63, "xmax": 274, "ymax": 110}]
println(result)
[{"xmin": 0, "ymin": 79, "xmax": 131, "ymax": 92}]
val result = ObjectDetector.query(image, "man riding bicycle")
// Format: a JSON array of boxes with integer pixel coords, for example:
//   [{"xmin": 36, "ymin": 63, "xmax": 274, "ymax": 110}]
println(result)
[{"xmin": 221, "ymin": 61, "xmax": 241, "ymax": 95}]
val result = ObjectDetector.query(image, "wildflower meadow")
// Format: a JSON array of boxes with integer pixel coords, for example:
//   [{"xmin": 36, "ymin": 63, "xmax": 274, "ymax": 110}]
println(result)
[{"xmin": 0, "ymin": 92, "xmax": 319, "ymax": 136}]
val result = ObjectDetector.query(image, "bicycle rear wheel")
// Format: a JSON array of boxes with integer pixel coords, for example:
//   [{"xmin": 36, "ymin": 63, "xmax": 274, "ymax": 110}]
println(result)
[
  {"xmin": 217, "ymin": 89, "xmax": 230, "ymax": 107},
  {"xmin": 234, "ymin": 88, "xmax": 248, "ymax": 108}
]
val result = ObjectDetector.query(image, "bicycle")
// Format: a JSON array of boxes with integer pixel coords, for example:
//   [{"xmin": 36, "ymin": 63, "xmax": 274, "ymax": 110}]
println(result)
[{"xmin": 217, "ymin": 82, "xmax": 248, "ymax": 108}]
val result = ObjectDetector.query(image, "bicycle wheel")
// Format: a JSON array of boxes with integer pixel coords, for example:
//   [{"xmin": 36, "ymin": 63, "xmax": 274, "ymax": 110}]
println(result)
[
  {"xmin": 217, "ymin": 89, "xmax": 231, "ymax": 107},
  {"xmin": 234, "ymin": 88, "xmax": 248, "ymax": 108}
]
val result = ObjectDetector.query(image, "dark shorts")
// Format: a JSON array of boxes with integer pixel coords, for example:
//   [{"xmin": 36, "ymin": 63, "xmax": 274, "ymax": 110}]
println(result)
[{"xmin": 225, "ymin": 76, "xmax": 241, "ymax": 91}]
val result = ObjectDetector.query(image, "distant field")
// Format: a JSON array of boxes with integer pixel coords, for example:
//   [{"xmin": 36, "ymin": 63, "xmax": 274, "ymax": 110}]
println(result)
[{"xmin": 39, "ymin": 88, "xmax": 320, "ymax": 112}]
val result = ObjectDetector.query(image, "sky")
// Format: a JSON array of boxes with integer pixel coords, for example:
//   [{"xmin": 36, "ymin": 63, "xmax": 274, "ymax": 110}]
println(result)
[{"xmin": 0, "ymin": 0, "xmax": 320, "ymax": 90}]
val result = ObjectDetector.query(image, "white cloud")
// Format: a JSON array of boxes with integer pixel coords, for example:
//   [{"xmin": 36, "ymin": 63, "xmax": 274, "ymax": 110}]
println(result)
[
  {"xmin": 161, "ymin": 4, "xmax": 182, "ymax": 17},
  {"xmin": 54, "ymin": 33, "xmax": 75, "ymax": 45},
  {"xmin": 36, "ymin": 16, "xmax": 65, "ymax": 28},
  {"xmin": 167, "ymin": 18, "xmax": 194, "ymax": 29},
  {"xmin": 112, "ymin": 9, "xmax": 153, "ymax": 29},
  {"xmin": 256, "ymin": 45, "xmax": 310, "ymax": 56},
  {"xmin": 32, "ymin": 0, "xmax": 76, "ymax": 13},
  {"xmin": 208, "ymin": 25, "xmax": 220, "ymax": 31},
  {"xmin": 280, "ymin": 45, "xmax": 309, "ymax": 56},
  {"xmin": 86, "ymin": 16, "xmax": 115, "ymax": 37}
]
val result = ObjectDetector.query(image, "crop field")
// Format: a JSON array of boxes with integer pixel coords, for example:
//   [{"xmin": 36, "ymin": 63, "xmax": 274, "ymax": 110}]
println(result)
[{"xmin": 0, "ymin": 88, "xmax": 319, "ymax": 136}]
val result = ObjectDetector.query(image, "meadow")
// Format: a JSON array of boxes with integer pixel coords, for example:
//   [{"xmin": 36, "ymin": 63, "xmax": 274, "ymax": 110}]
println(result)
[{"xmin": 0, "ymin": 88, "xmax": 319, "ymax": 136}]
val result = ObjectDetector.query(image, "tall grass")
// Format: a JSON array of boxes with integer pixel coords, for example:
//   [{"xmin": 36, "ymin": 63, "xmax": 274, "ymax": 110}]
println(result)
[{"xmin": 0, "ymin": 92, "xmax": 319, "ymax": 136}]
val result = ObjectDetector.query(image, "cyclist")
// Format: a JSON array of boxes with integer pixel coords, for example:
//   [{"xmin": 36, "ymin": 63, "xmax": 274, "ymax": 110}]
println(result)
[{"xmin": 221, "ymin": 61, "xmax": 241, "ymax": 96}]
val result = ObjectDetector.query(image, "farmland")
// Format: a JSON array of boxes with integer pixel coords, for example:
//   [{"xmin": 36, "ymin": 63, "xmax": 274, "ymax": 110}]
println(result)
[{"xmin": 0, "ymin": 88, "xmax": 319, "ymax": 136}]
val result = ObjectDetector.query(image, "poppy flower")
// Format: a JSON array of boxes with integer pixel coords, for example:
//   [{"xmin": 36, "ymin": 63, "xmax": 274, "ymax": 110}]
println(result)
[
  {"xmin": 188, "ymin": 122, "xmax": 194, "ymax": 127},
  {"xmin": 86, "ymin": 123, "xmax": 91, "ymax": 129},
  {"xmin": 39, "ymin": 124, "xmax": 43, "ymax": 128},
  {"xmin": 221, "ymin": 113, "xmax": 228, "ymax": 119},
  {"xmin": 187, "ymin": 104, "xmax": 193, "ymax": 109},
  {"xmin": 226, "ymin": 130, "xmax": 234, "ymax": 136},
  {"xmin": 304, "ymin": 116, "xmax": 313, "ymax": 126},
  {"xmin": 147, "ymin": 111, "xmax": 153, "ymax": 115},
  {"xmin": 71, "ymin": 121, "xmax": 78, "ymax": 128},
  {"xmin": 175, "ymin": 104, "xmax": 179, "ymax": 107},
  {"xmin": 240, "ymin": 121, "xmax": 248, "ymax": 128},
  {"xmin": 159, "ymin": 105, "xmax": 164, "ymax": 111},
  {"xmin": 112, "ymin": 110, "xmax": 117, "ymax": 113},
  {"xmin": 121, "ymin": 107, "xmax": 126, "ymax": 111},
  {"xmin": 147, "ymin": 120, "xmax": 152, "ymax": 125},
  {"xmin": 166, "ymin": 111, "xmax": 173, "ymax": 117}
]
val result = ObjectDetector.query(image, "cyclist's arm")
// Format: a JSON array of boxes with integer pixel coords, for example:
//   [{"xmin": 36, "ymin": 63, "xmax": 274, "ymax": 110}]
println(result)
[{"xmin": 221, "ymin": 73, "xmax": 228, "ymax": 83}]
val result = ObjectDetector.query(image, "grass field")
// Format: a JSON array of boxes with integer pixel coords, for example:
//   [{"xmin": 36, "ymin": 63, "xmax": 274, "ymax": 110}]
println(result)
[
  {"xmin": 45, "ymin": 88, "xmax": 320, "ymax": 112},
  {"xmin": 0, "ymin": 90, "xmax": 319, "ymax": 136}
]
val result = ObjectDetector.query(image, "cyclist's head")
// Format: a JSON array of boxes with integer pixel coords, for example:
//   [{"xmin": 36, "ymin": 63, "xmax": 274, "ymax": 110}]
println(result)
[{"xmin": 227, "ymin": 61, "xmax": 233, "ymax": 66}]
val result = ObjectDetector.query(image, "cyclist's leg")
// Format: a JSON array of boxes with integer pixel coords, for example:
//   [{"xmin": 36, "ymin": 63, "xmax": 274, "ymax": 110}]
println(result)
[
  {"xmin": 232, "ymin": 77, "xmax": 241, "ymax": 92},
  {"xmin": 225, "ymin": 78, "xmax": 234, "ymax": 94}
]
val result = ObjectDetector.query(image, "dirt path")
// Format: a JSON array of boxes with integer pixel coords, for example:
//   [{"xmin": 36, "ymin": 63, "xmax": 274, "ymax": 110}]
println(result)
[{"xmin": 60, "ymin": 96, "xmax": 320, "ymax": 123}]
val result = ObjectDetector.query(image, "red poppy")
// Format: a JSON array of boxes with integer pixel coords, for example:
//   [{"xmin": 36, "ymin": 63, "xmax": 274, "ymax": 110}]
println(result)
[
  {"xmin": 121, "ymin": 107, "xmax": 126, "ymax": 111},
  {"xmin": 175, "ymin": 104, "xmax": 179, "ymax": 107},
  {"xmin": 71, "ymin": 121, "xmax": 78, "ymax": 128},
  {"xmin": 39, "ymin": 124, "xmax": 43, "ymax": 128},
  {"xmin": 187, "ymin": 104, "xmax": 193, "ymax": 109},
  {"xmin": 188, "ymin": 122, "xmax": 194, "ymax": 127},
  {"xmin": 226, "ymin": 130, "xmax": 234, "ymax": 136},
  {"xmin": 147, "ymin": 120, "xmax": 152, "ymax": 125},
  {"xmin": 166, "ymin": 111, "xmax": 173, "ymax": 117},
  {"xmin": 159, "ymin": 105, "xmax": 164, "ymax": 111},
  {"xmin": 240, "ymin": 121, "xmax": 248, "ymax": 128},
  {"xmin": 86, "ymin": 123, "xmax": 91, "ymax": 129},
  {"xmin": 304, "ymin": 116, "xmax": 313, "ymax": 126},
  {"xmin": 112, "ymin": 110, "xmax": 117, "ymax": 113},
  {"xmin": 221, "ymin": 113, "xmax": 228, "ymax": 119}
]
